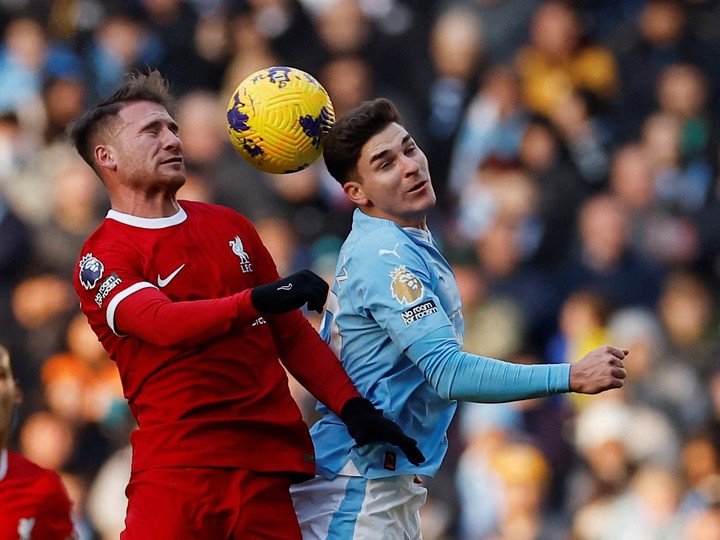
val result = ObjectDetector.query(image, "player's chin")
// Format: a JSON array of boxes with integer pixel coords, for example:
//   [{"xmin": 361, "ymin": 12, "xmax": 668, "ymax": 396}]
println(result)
[
  {"xmin": 411, "ymin": 187, "xmax": 436, "ymax": 210},
  {"xmin": 161, "ymin": 171, "xmax": 187, "ymax": 189}
]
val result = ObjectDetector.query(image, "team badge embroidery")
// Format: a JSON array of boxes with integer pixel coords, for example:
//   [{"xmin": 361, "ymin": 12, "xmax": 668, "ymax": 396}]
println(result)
[
  {"xmin": 229, "ymin": 235, "xmax": 253, "ymax": 273},
  {"xmin": 79, "ymin": 253, "xmax": 104, "ymax": 290},
  {"xmin": 389, "ymin": 265, "xmax": 424, "ymax": 305}
]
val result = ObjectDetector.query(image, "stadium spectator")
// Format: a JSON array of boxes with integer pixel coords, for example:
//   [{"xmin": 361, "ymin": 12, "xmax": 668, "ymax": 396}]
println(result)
[
  {"xmin": 514, "ymin": 2, "xmax": 618, "ymax": 120},
  {"xmin": 608, "ymin": 0, "xmax": 704, "ymax": 143},
  {"xmin": 657, "ymin": 270, "xmax": 719, "ymax": 380},
  {"xmin": 446, "ymin": 64, "xmax": 528, "ymax": 201},
  {"xmin": 554, "ymin": 192, "xmax": 666, "ymax": 310}
]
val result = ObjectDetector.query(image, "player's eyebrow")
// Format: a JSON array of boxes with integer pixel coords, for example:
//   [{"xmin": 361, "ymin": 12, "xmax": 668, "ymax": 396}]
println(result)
[
  {"xmin": 369, "ymin": 134, "xmax": 411, "ymax": 165},
  {"xmin": 142, "ymin": 118, "xmax": 179, "ymax": 132},
  {"xmin": 369, "ymin": 149, "xmax": 390, "ymax": 165}
]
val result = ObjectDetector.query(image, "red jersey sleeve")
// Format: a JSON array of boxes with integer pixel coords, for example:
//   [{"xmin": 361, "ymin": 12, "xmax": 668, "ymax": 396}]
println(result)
[
  {"xmin": 269, "ymin": 311, "xmax": 361, "ymax": 416},
  {"xmin": 114, "ymin": 287, "xmax": 259, "ymax": 347},
  {"xmin": 238, "ymin": 218, "xmax": 360, "ymax": 415}
]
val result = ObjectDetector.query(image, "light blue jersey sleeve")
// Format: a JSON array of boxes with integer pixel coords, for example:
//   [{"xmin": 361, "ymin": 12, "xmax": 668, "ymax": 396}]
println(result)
[
  {"xmin": 347, "ymin": 232, "xmax": 570, "ymax": 403},
  {"xmin": 346, "ymin": 236, "xmax": 457, "ymax": 353},
  {"xmin": 407, "ymin": 326, "xmax": 570, "ymax": 401}
]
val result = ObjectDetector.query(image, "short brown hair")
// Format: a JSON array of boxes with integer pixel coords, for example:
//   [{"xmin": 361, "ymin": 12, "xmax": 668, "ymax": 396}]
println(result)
[
  {"xmin": 68, "ymin": 70, "xmax": 176, "ymax": 171},
  {"xmin": 323, "ymin": 98, "xmax": 402, "ymax": 184}
]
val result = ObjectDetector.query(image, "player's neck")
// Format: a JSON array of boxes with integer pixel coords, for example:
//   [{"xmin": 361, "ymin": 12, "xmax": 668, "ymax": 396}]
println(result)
[{"xmin": 110, "ymin": 191, "xmax": 181, "ymax": 219}]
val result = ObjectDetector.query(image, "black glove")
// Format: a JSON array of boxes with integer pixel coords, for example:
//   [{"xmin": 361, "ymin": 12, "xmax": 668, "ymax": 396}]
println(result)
[
  {"xmin": 340, "ymin": 397, "xmax": 426, "ymax": 466},
  {"xmin": 251, "ymin": 269, "xmax": 329, "ymax": 314}
]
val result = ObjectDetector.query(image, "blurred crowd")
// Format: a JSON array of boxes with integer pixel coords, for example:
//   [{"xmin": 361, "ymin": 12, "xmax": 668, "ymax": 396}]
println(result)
[{"xmin": 1, "ymin": 0, "xmax": 720, "ymax": 538}]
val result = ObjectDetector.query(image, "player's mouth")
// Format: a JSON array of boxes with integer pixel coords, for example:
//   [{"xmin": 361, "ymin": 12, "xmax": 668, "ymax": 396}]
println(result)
[
  {"xmin": 407, "ymin": 180, "xmax": 428, "ymax": 194},
  {"xmin": 162, "ymin": 156, "xmax": 184, "ymax": 165}
]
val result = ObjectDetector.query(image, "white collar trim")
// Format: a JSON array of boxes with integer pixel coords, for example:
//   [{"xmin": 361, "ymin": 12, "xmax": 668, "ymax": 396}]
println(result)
[
  {"xmin": 107, "ymin": 206, "xmax": 187, "ymax": 229},
  {"xmin": 0, "ymin": 448, "xmax": 7, "ymax": 481}
]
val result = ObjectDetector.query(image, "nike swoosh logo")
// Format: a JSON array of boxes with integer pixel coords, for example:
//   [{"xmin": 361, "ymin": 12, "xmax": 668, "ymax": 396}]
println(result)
[
  {"xmin": 157, "ymin": 264, "xmax": 186, "ymax": 287},
  {"xmin": 277, "ymin": 284, "xmax": 293, "ymax": 291}
]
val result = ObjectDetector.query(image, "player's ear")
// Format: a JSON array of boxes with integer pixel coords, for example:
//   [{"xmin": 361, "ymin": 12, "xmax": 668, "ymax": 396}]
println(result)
[
  {"xmin": 94, "ymin": 144, "xmax": 118, "ymax": 172},
  {"xmin": 343, "ymin": 180, "xmax": 370, "ymax": 207}
]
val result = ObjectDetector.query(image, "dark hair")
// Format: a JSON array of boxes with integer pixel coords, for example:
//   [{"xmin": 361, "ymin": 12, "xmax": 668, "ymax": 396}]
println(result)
[
  {"xmin": 323, "ymin": 98, "xmax": 403, "ymax": 184},
  {"xmin": 68, "ymin": 70, "xmax": 176, "ymax": 171}
]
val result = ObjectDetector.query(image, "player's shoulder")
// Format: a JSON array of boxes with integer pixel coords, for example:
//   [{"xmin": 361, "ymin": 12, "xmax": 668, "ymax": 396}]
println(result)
[
  {"xmin": 7, "ymin": 451, "xmax": 62, "ymax": 487},
  {"xmin": 346, "ymin": 226, "xmax": 424, "ymax": 270},
  {"xmin": 74, "ymin": 221, "xmax": 140, "ymax": 288},
  {"xmin": 7, "ymin": 451, "xmax": 73, "ymax": 513},
  {"xmin": 179, "ymin": 200, "xmax": 255, "ymax": 228}
]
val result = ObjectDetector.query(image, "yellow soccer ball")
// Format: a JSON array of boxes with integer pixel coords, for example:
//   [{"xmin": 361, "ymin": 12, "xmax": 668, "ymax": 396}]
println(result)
[{"xmin": 227, "ymin": 66, "xmax": 335, "ymax": 174}]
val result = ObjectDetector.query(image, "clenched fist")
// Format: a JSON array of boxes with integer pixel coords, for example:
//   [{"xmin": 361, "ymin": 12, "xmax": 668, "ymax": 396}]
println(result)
[{"xmin": 569, "ymin": 345, "xmax": 628, "ymax": 394}]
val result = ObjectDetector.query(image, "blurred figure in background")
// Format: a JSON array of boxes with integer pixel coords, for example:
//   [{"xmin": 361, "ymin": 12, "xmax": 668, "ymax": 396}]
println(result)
[
  {"xmin": 421, "ymin": 5, "xmax": 484, "ymax": 210},
  {"xmin": 443, "ymin": 0, "xmax": 536, "ymax": 64},
  {"xmin": 10, "ymin": 273, "xmax": 76, "ymax": 393},
  {"xmin": 545, "ymin": 289, "xmax": 612, "ymax": 412},
  {"xmin": 454, "ymin": 401, "xmax": 524, "ymax": 539},
  {"xmin": 0, "ymin": 344, "xmax": 76, "ymax": 540},
  {"xmin": 514, "ymin": 1, "xmax": 617, "ymax": 121},
  {"xmin": 569, "ymin": 400, "xmax": 680, "ymax": 540},
  {"xmin": 607, "ymin": 306, "xmax": 710, "ymax": 435},
  {"xmin": 0, "ymin": 181, "xmax": 31, "ymax": 368},
  {"xmin": 609, "ymin": 0, "xmax": 701, "ymax": 143},
  {"xmin": 29, "ymin": 155, "xmax": 105, "ymax": 279},
  {"xmin": 554, "ymin": 192, "xmax": 665, "ymax": 310},
  {"xmin": 40, "ymin": 312, "xmax": 128, "ymax": 478},
  {"xmin": 485, "ymin": 442, "xmax": 562, "ymax": 540},
  {"xmin": 447, "ymin": 64, "xmax": 528, "ymax": 204},
  {"xmin": 657, "ymin": 270, "xmax": 719, "ymax": 379}
]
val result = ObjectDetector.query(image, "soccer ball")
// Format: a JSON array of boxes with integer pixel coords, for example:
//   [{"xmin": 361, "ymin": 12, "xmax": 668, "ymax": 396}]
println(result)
[{"xmin": 226, "ymin": 66, "xmax": 335, "ymax": 174}]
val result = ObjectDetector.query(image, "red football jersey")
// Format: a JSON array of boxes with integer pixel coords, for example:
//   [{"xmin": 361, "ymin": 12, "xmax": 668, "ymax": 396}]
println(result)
[
  {"xmin": 0, "ymin": 449, "xmax": 74, "ymax": 540},
  {"xmin": 73, "ymin": 201, "xmax": 358, "ymax": 475}
]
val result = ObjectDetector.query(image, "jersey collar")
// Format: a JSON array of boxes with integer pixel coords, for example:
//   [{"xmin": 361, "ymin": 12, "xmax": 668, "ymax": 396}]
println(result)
[
  {"xmin": 0, "ymin": 448, "xmax": 7, "ymax": 481},
  {"xmin": 354, "ymin": 208, "xmax": 434, "ymax": 244},
  {"xmin": 106, "ymin": 206, "xmax": 187, "ymax": 229}
]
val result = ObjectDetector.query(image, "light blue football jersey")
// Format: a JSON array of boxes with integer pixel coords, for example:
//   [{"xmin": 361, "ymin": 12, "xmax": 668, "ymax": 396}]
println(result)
[{"xmin": 311, "ymin": 209, "xmax": 464, "ymax": 479}]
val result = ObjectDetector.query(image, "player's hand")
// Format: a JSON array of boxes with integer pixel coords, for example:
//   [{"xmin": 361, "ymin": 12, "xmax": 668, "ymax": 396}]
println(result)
[
  {"xmin": 251, "ymin": 270, "xmax": 329, "ymax": 314},
  {"xmin": 569, "ymin": 345, "xmax": 628, "ymax": 394},
  {"xmin": 340, "ymin": 397, "xmax": 426, "ymax": 466}
]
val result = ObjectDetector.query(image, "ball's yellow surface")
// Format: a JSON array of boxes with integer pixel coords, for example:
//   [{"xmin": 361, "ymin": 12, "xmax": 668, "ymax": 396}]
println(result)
[{"xmin": 227, "ymin": 66, "xmax": 335, "ymax": 174}]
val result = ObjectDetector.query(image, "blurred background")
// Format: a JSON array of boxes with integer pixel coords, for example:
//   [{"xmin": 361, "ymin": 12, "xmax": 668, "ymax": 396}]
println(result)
[{"xmin": 1, "ymin": 0, "xmax": 720, "ymax": 538}]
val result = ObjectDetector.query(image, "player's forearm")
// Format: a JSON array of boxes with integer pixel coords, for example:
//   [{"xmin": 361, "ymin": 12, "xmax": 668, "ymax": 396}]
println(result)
[
  {"xmin": 270, "ymin": 312, "xmax": 361, "ymax": 414},
  {"xmin": 114, "ymin": 286, "xmax": 260, "ymax": 347},
  {"xmin": 407, "ymin": 327, "xmax": 570, "ymax": 402}
]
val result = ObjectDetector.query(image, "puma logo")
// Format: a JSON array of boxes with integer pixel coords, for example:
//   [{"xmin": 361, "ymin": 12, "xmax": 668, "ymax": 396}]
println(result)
[{"xmin": 378, "ymin": 243, "xmax": 400, "ymax": 258}]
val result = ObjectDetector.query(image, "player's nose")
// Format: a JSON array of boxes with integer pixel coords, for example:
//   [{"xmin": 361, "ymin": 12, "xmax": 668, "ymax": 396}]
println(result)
[
  {"xmin": 400, "ymin": 153, "xmax": 420, "ymax": 176},
  {"xmin": 162, "ymin": 126, "xmax": 182, "ymax": 149}
]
